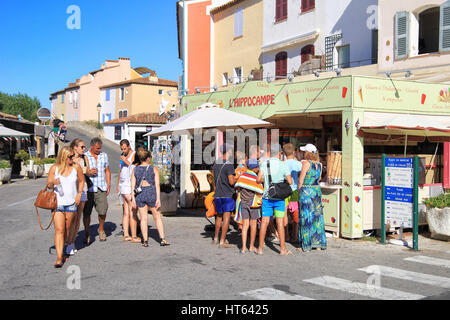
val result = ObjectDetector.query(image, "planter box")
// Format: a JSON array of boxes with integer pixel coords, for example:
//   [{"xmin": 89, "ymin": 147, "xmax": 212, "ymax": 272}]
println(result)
[
  {"xmin": 25, "ymin": 164, "xmax": 45, "ymax": 179},
  {"xmin": 0, "ymin": 168, "xmax": 12, "ymax": 185},
  {"xmin": 426, "ymin": 207, "xmax": 450, "ymax": 241},
  {"xmin": 44, "ymin": 164, "xmax": 54, "ymax": 175},
  {"xmin": 160, "ymin": 191, "xmax": 178, "ymax": 216}
]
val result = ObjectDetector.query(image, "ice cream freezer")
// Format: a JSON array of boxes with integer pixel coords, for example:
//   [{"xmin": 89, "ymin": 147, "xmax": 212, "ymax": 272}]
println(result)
[{"xmin": 321, "ymin": 183, "xmax": 342, "ymax": 237}]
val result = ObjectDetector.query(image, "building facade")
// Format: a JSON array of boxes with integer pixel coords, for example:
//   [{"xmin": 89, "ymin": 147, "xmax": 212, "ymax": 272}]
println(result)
[
  {"xmin": 177, "ymin": 0, "xmax": 212, "ymax": 94},
  {"xmin": 378, "ymin": 0, "xmax": 450, "ymax": 81},
  {"xmin": 262, "ymin": 0, "xmax": 378, "ymax": 80},
  {"xmin": 99, "ymin": 77, "xmax": 179, "ymax": 123}
]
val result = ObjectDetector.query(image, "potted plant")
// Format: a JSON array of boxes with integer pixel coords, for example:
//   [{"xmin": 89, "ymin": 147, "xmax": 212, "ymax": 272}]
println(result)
[
  {"xmin": 42, "ymin": 158, "xmax": 57, "ymax": 175},
  {"xmin": 158, "ymin": 168, "xmax": 178, "ymax": 215},
  {"xmin": 423, "ymin": 193, "xmax": 450, "ymax": 241},
  {"xmin": 15, "ymin": 150, "xmax": 30, "ymax": 176},
  {"xmin": 26, "ymin": 157, "xmax": 45, "ymax": 178},
  {"xmin": 251, "ymin": 65, "xmax": 263, "ymax": 81},
  {"xmin": 0, "ymin": 160, "xmax": 12, "ymax": 185}
]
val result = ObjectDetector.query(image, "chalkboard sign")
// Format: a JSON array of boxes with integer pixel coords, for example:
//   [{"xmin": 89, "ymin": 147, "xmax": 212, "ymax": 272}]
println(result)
[{"xmin": 28, "ymin": 147, "xmax": 37, "ymax": 158}]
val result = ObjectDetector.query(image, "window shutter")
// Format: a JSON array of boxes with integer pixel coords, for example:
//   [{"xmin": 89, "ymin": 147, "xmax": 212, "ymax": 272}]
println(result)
[
  {"xmin": 395, "ymin": 11, "xmax": 409, "ymax": 59},
  {"xmin": 282, "ymin": 0, "xmax": 287, "ymax": 19},
  {"xmin": 302, "ymin": 0, "xmax": 307, "ymax": 11},
  {"xmin": 276, "ymin": 0, "xmax": 281, "ymax": 21},
  {"xmin": 440, "ymin": 1, "xmax": 450, "ymax": 52}
]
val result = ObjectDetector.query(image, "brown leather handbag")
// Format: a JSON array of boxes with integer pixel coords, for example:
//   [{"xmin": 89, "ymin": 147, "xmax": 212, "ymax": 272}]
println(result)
[{"xmin": 34, "ymin": 187, "xmax": 58, "ymax": 231}]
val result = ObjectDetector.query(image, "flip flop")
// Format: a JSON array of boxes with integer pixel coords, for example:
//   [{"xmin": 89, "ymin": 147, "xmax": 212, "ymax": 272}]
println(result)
[
  {"xmin": 219, "ymin": 243, "xmax": 236, "ymax": 249},
  {"xmin": 99, "ymin": 231, "xmax": 107, "ymax": 242},
  {"xmin": 160, "ymin": 239, "xmax": 170, "ymax": 247},
  {"xmin": 280, "ymin": 250, "xmax": 292, "ymax": 256},
  {"xmin": 131, "ymin": 237, "xmax": 142, "ymax": 243},
  {"xmin": 123, "ymin": 236, "xmax": 132, "ymax": 242}
]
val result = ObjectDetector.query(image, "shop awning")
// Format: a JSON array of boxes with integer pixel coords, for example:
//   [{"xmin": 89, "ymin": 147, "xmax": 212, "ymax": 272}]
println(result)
[
  {"xmin": 144, "ymin": 104, "xmax": 273, "ymax": 137},
  {"xmin": 358, "ymin": 112, "xmax": 450, "ymax": 142},
  {"xmin": 0, "ymin": 125, "xmax": 30, "ymax": 137}
]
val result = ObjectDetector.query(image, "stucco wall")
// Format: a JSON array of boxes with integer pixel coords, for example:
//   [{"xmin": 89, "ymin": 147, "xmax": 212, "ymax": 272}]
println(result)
[
  {"xmin": 378, "ymin": 0, "xmax": 449, "ymax": 72},
  {"xmin": 131, "ymin": 84, "xmax": 179, "ymax": 115},
  {"xmin": 213, "ymin": 0, "xmax": 263, "ymax": 88},
  {"xmin": 262, "ymin": 0, "xmax": 377, "ymax": 78}
]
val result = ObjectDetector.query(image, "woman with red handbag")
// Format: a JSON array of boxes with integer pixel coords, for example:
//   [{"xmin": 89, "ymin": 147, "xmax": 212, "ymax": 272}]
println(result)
[{"xmin": 47, "ymin": 147, "xmax": 85, "ymax": 268}]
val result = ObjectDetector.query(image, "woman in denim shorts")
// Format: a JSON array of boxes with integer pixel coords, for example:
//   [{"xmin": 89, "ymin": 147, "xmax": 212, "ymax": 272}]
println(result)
[
  {"xmin": 47, "ymin": 147, "xmax": 85, "ymax": 268},
  {"xmin": 131, "ymin": 149, "xmax": 170, "ymax": 248}
]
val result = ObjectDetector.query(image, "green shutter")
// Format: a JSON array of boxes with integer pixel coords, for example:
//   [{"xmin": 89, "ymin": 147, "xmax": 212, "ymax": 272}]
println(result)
[
  {"xmin": 440, "ymin": 1, "xmax": 450, "ymax": 52},
  {"xmin": 395, "ymin": 11, "xmax": 409, "ymax": 59}
]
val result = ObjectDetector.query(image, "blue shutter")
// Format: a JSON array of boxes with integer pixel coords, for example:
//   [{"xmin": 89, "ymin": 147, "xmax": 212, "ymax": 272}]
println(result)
[
  {"xmin": 108, "ymin": 113, "xmax": 112, "ymax": 121},
  {"xmin": 102, "ymin": 114, "xmax": 105, "ymax": 123},
  {"xmin": 106, "ymin": 89, "xmax": 110, "ymax": 101},
  {"xmin": 395, "ymin": 12, "xmax": 409, "ymax": 59},
  {"xmin": 440, "ymin": 1, "xmax": 450, "ymax": 52}
]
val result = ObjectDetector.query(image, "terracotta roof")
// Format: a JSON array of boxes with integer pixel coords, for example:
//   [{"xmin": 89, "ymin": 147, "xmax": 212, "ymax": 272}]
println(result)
[
  {"xmin": 210, "ymin": 0, "xmax": 246, "ymax": 14},
  {"xmin": 100, "ymin": 77, "xmax": 178, "ymax": 89},
  {"xmin": 50, "ymin": 89, "xmax": 66, "ymax": 96},
  {"xmin": 0, "ymin": 112, "xmax": 18, "ymax": 120},
  {"xmin": 103, "ymin": 113, "xmax": 167, "ymax": 125}
]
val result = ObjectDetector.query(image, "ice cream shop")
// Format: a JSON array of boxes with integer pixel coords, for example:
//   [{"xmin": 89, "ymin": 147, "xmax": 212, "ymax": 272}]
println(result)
[{"xmin": 180, "ymin": 75, "xmax": 450, "ymax": 239}]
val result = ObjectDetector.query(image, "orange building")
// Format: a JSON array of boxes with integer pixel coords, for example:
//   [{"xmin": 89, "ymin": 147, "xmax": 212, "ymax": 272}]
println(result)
[{"xmin": 177, "ymin": 0, "xmax": 212, "ymax": 94}]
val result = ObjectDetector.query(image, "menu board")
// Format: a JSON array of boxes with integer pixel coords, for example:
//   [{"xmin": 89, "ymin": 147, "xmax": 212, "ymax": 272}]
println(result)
[{"xmin": 384, "ymin": 158, "xmax": 413, "ymax": 228}]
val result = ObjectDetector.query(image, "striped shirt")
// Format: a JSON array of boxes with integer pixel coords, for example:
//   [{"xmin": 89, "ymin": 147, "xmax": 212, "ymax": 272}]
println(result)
[{"xmin": 85, "ymin": 151, "xmax": 110, "ymax": 192}]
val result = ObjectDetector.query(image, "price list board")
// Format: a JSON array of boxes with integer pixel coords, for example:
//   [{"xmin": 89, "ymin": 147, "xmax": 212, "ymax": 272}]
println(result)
[{"xmin": 384, "ymin": 157, "xmax": 414, "ymax": 228}]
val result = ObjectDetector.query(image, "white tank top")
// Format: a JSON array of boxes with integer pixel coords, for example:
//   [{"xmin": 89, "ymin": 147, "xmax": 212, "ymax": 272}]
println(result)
[
  {"xmin": 55, "ymin": 167, "xmax": 78, "ymax": 206},
  {"xmin": 119, "ymin": 151, "xmax": 135, "ymax": 186}
]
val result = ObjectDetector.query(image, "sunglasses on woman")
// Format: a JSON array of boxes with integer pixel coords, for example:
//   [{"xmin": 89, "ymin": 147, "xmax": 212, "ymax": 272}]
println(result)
[{"xmin": 68, "ymin": 154, "xmax": 75, "ymax": 160}]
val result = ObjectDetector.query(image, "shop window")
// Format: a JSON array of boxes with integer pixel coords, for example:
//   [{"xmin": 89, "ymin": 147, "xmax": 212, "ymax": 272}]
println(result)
[
  {"xmin": 275, "ymin": 0, "xmax": 287, "ymax": 22},
  {"xmin": 419, "ymin": 7, "xmax": 440, "ymax": 54},
  {"xmin": 301, "ymin": 44, "xmax": 315, "ymax": 64},
  {"xmin": 222, "ymin": 72, "xmax": 228, "ymax": 86},
  {"xmin": 275, "ymin": 52, "xmax": 288, "ymax": 79},
  {"xmin": 234, "ymin": 67, "xmax": 242, "ymax": 84},
  {"xmin": 234, "ymin": 7, "xmax": 243, "ymax": 38},
  {"xmin": 337, "ymin": 45, "xmax": 350, "ymax": 68},
  {"xmin": 301, "ymin": 0, "xmax": 315, "ymax": 13},
  {"xmin": 114, "ymin": 126, "xmax": 122, "ymax": 141}
]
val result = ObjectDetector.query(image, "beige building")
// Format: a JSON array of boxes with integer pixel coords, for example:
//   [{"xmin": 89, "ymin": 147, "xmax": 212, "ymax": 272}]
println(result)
[
  {"xmin": 378, "ymin": 0, "xmax": 450, "ymax": 81},
  {"xmin": 99, "ymin": 76, "xmax": 179, "ymax": 120},
  {"xmin": 50, "ymin": 90, "xmax": 67, "ymax": 121},
  {"xmin": 210, "ymin": 0, "xmax": 263, "ymax": 89}
]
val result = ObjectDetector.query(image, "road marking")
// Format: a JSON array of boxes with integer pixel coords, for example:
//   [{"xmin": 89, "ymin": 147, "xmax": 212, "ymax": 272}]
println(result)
[
  {"xmin": 0, "ymin": 196, "xmax": 36, "ymax": 211},
  {"xmin": 240, "ymin": 288, "xmax": 314, "ymax": 300},
  {"xmin": 303, "ymin": 276, "xmax": 424, "ymax": 300},
  {"xmin": 405, "ymin": 256, "xmax": 450, "ymax": 269},
  {"xmin": 358, "ymin": 265, "xmax": 450, "ymax": 289}
]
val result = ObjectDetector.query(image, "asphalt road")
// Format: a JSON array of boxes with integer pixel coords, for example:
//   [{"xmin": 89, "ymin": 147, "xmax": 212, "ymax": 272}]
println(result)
[{"xmin": 0, "ymin": 127, "xmax": 449, "ymax": 300}]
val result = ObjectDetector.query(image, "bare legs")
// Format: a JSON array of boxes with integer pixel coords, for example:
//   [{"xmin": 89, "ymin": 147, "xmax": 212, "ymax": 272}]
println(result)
[
  {"xmin": 137, "ymin": 206, "xmax": 149, "ymax": 242},
  {"xmin": 68, "ymin": 202, "xmax": 85, "ymax": 248},
  {"xmin": 149, "ymin": 207, "xmax": 166, "ymax": 242},
  {"xmin": 241, "ymin": 219, "xmax": 257, "ymax": 253},
  {"xmin": 256, "ymin": 216, "xmax": 271, "ymax": 255},
  {"xmin": 122, "ymin": 194, "xmax": 132, "ymax": 239},
  {"xmin": 54, "ymin": 211, "xmax": 75, "ymax": 266}
]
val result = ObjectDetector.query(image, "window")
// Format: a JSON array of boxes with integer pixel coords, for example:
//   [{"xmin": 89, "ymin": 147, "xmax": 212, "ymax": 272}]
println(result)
[
  {"xmin": 69, "ymin": 92, "xmax": 73, "ymax": 103},
  {"xmin": 222, "ymin": 72, "xmax": 229, "ymax": 86},
  {"xmin": 419, "ymin": 7, "xmax": 440, "ymax": 54},
  {"xmin": 61, "ymin": 94, "xmax": 64, "ymax": 103},
  {"xmin": 114, "ymin": 126, "xmax": 122, "ymax": 141},
  {"xmin": 105, "ymin": 89, "xmax": 111, "ymax": 101},
  {"xmin": 119, "ymin": 110, "xmax": 128, "ymax": 119},
  {"xmin": 301, "ymin": 45, "xmax": 315, "ymax": 64},
  {"xmin": 234, "ymin": 67, "xmax": 243, "ymax": 84},
  {"xmin": 275, "ymin": 52, "xmax": 288, "ymax": 79},
  {"xmin": 120, "ymin": 87, "xmax": 125, "ymax": 101},
  {"xmin": 234, "ymin": 8, "xmax": 243, "ymax": 38},
  {"xmin": 301, "ymin": 0, "xmax": 315, "ymax": 13},
  {"xmin": 337, "ymin": 45, "xmax": 351, "ymax": 68},
  {"xmin": 275, "ymin": 0, "xmax": 287, "ymax": 22},
  {"xmin": 159, "ymin": 89, "xmax": 164, "ymax": 95}
]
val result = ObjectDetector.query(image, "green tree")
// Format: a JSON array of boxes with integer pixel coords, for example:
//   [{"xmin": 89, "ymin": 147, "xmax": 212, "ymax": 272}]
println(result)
[{"xmin": 0, "ymin": 92, "xmax": 42, "ymax": 122}]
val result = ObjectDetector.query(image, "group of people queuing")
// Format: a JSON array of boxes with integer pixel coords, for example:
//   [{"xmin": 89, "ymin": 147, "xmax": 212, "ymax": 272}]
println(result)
[
  {"xmin": 212, "ymin": 142, "xmax": 327, "ymax": 256},
  {"xmin": 46, "ymin": 137, "xmax": 169, "ymax": 268}
]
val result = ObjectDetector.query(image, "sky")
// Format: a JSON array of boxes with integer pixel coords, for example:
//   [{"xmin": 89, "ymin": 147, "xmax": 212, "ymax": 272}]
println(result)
[{"xmin": 0, "ymin": 0, "xmax": 181, "ymax": 109}]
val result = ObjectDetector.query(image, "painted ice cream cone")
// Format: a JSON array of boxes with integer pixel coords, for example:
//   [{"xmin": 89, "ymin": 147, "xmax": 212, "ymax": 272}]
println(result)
[
  {"xmin": 342, "ymin": 87, "xmax": 348, "ymax": 99},
  {"xmin": 358, "ymin": 86, "xmax": 364, "ymax": 103},
  {"xmin": 421, "ymin": 94, "xmax": 426, "ymax": 105},
  {"xmin": 285, "ymin": 90, "xmax": 290, "ymax": 105}
]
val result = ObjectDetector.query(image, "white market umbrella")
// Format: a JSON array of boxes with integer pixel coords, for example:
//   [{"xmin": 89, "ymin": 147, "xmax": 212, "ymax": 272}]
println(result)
[{"xmin": 145, "ymin": 105, "xmax": 273, "ymax": 137}]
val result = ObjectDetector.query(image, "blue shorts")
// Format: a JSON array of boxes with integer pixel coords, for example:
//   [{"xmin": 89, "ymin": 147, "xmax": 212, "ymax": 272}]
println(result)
[
  {"xmin": 214, "ymin": 198, "xmax": 235, "ymax": 214},
  {"xmin": 261, "ymin": 199, "xmax": 286, "ymax": 218},
  {"xmin": 56, "ymin": 204, "xmax": 78, "ymax": 213},
  {"xmin": 136, "ymin": 186, "xmax": 157, "ymax": 208}
]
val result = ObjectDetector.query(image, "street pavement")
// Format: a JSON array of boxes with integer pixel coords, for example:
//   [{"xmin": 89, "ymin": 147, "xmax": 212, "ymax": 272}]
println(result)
[
  {"xmin": 0, "ymin": 172, "xmax": 449, "ymax": 300},
  {"xmin": 0, "ymin": 126, "xmax": 449, "ymax": 300}
]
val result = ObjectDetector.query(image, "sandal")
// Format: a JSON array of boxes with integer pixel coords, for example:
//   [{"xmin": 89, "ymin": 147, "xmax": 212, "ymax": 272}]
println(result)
[
  {"xmin": 123, "ymin": 236, "xmax": 132, "ymax": 242},
  {"xmin": 160, "ymin": 239, "xmax": 170, "ymax": 247},
  {"xmin": 84, "ymin": 234, "xmax": 91, "ymax": 246},
  {"xmin": 131, "ymin": 237, "xmax": 142, "ymax": 243},
  {"xmin": 142, "ymin": 240, "xmax": 149, "ymax": 247},
  {"xmin": 54, "ymin": 260, "xmax": 64, "ymax": 268},
  {"xmin": 99, "ymin": 231, "xmax": 107, "ymax": 242}
]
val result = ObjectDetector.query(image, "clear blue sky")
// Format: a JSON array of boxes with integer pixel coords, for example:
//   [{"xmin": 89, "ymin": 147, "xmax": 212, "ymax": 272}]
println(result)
[{"xmin": 0, "ymin": 0, "xmax": 181, "ymax": 109}]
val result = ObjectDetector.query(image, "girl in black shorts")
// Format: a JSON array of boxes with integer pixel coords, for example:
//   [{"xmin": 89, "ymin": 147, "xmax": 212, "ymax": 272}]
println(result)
[{"xmin": 131, "ymin": 149, "xmax": 170, "ymax": 247}]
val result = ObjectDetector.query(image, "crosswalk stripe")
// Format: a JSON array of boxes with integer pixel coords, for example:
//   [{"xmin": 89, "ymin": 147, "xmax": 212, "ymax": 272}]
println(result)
[
  {"xmin": 405, "ymin": 256, "xmax": 450, "ymax": 269},
  {"xmin": 358, "ymin": 265, "xmax": 450, "ymax": 289},
  {"xmin": 240, "ymin": 288, "xmax": 314, "ymax": 300},
  {"xmin": 303, "ymin": 276, "xmax": 425, "ymax": 300}
]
